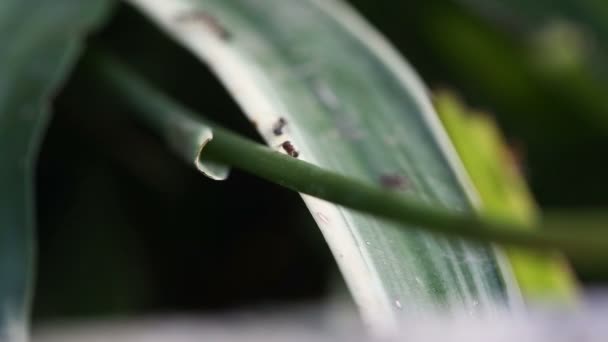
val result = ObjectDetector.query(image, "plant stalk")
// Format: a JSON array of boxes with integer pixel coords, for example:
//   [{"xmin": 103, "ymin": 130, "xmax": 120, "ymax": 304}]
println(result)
[{"xmin": 86, "ymin": 50, "xmax": 608, "ymax": 267}]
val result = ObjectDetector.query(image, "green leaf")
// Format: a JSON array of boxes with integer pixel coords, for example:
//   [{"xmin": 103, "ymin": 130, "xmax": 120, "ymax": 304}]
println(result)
[
  {"xmin": 126, "ymin": 0, "xmax": 522, "ymax": 333},
  {"xmin": 434, "ymin": 91, "xmax": 579, "ymax": 304},
  {"xmin": 0, "ymin": 1, "xmax": 111, "ymax": 339}
]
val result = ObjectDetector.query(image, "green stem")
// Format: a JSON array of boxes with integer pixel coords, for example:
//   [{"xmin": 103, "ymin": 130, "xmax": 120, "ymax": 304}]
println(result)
[{"xmin": 86, "ymin": 50, "xmax": 608, "ymax": 266}]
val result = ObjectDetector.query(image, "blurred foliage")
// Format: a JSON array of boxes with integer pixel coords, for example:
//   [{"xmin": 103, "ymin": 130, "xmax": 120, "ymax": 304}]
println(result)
[{"xmin": 32, "ymin": 0, "xmax": 608, "ymax": 324}]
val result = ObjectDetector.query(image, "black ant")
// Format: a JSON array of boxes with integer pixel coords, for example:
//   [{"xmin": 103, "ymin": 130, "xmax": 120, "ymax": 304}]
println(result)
[
  {"xmin": 272, "ymin": 117, "xmax": 287, "ymax": 136},
  {"xmin": 280, "ymin": 141, "xmax": 299, "ymax": 158}
]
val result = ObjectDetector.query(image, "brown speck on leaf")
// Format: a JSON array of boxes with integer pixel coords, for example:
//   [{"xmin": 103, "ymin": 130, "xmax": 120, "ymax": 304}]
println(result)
[
  {"xmin": 280, "ymin": 141, "xmax": 299, "ymax": 158},
  {"xmin": 379, "ymin": 174, "xmax": 408, "ymax": 190},
  {"xmin": 174, "ymin": 10, "xmax": 231, "ymax": 40},
  {"xmin": 272, "ymin": 117, "xmax": 287, "ymax": 136}
]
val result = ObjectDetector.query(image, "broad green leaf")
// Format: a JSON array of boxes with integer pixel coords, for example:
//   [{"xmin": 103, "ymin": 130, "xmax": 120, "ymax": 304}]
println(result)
[
  {"xmin": 435, "ymin": 91, "xmax": 579, "ymax": 304},
  {"xmin": 0, "ymin": 1, "xmax": 111, "ymax": 340},
  {"xmin": 127, "ymin": 0, "xmax": 522, "ymax": 333}
]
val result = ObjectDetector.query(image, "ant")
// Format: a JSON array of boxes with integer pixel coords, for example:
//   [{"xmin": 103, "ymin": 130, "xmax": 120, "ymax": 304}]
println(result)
[
  {"xmin": 280, "ymin": 141, "xmax": 299, "ymax": 158},
  {"xmin": 272, "ymin": 117, "xmax": 287, "ymax": 136}
]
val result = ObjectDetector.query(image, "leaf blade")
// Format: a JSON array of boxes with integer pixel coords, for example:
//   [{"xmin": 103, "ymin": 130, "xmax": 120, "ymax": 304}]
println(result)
[
  {"xmin": 127, "ymin": 0, "xmax": 522, "ymax": 332},
  {"xmin": 0, "ymin": 1, "xmax": 111, "ymax": 339}
]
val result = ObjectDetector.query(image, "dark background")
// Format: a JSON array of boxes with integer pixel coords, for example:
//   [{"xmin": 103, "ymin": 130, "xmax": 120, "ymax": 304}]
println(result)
[{"xmin": 34, "ymin": 0, "xmax": 608, "ymax": 321}]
